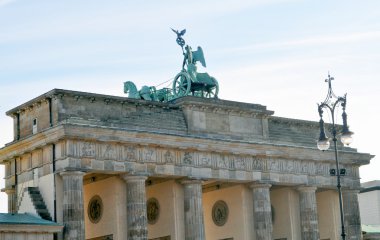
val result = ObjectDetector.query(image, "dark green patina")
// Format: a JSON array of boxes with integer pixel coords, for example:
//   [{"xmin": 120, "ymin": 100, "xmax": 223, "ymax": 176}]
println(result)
[{"xmin": 124, "ymin": 29, "xmax": 219, "ymax": 101}]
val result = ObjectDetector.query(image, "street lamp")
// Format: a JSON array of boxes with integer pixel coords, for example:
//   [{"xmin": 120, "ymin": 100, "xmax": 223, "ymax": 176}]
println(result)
[{"xmin": 317, "ymin": 74, "xmax": 354, "ymax": 240}]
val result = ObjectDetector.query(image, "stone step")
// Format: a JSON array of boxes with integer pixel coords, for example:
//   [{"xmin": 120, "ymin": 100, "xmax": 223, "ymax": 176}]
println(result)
[
  {"xmin": 36, "ymin": 209, "xmax": 50, "ymax": 215},
  {"xmin": 38, "ymin": 212, "xmax": 52, "ymax": 221},
  {"xmin": 25, "ymin": 187, "xmax": 40, "ymax": 194},
  {"xmin": 33, "ymin": 201, "xmax": 48, "ymax": 209},
  {"xmin": 26, "ymin": 187, "xmax": 52, "ymax": 221}
]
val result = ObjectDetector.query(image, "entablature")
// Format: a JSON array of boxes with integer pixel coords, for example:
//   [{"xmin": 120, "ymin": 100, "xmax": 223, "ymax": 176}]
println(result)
[{"xmin": 0, "ymin": 123, "xmax": 372, "ymax": 165}]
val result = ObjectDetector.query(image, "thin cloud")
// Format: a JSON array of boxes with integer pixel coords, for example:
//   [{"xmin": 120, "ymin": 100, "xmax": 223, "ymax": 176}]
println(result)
[
  {"xmin": 0, "ymin": 0, "xmax": 299, "ymax": 44},
  {"xmin": 218, "ymin": 30, "xmax": 380, "ymax": 54},
  {"xmin": 216, "ymin": 55, "xmax": 344, "ymax": 79},
  {"xmin": 0, "ymin": 0, "xmax": 14, "ymax": 7},
  {"xmin": 0, "ymin": 0, "xmax": 15, "ymax": 7}
]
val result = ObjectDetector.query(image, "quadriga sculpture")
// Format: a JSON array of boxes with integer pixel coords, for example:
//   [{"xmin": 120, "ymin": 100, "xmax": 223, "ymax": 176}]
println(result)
[{"xmin": 123, "ymin": 29, "xmax": 219, "ymax": 102}]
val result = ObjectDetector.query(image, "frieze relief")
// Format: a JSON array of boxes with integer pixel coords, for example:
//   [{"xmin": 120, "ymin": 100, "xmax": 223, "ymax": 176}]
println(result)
[
  {"xmin": 217, "ymin": 155, "xmax": 230, "ymax": 169},
  {"xmin": 82, "ymin": 142, "xmax": 96, "ymax": 157},
  {"xmin": 198, "ymin": 152, "xmax": 212, "ymax": 167},
  {"xmin": 163, "ymin": 150, "xmax": 175, "ymax": 164},
  {"xmin": 182, "ymin": 152, "xmax": 193, "ymax": 165},
  {"xmin": 252, "ymin": 158, "xmax": 265, "ymax": 171},
  {"xmin": 98, "ymin": 144, "xmax": 117, "ymax": 160},
  {"xmin": 63, "ymin": 140, "xmax": 358, "ymax": 177},
  {"xmin": 231, "ymin": 155, "xmax": 248, "ymax": 170},
  {"xmin": 123, "ymin": 146, "xmax": 137, "ymax": 161},
  {"xmin": 140, "ymin": 147, "xmax": 157, "ymax": 163}
]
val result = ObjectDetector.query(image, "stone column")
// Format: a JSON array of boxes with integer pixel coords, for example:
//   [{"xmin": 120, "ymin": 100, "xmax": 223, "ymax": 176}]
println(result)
[
  {"xmin": 5, "ymin": 188, "xmax": 16, "ymax": 213},
  {"xmin": 297, "ymin": 186, "xmax": 319, "ymax": 240},
  {"xmin": 60, "ymin": 171, "xmax": 85, "ymax": 240},
  {"xmin": 343, "ymin": 189, "xmax": 362, "ymax": 240},
  {"xmin": 122, "ymin": 175, "xmax": 148, "ymax": 240},
  {"xmin": 250, "ymin": 183, "xmax": 273, "ymax": 240},
  {"xmin": 181, "ymin": 179, "xmax": 205, "ymax": 240}
]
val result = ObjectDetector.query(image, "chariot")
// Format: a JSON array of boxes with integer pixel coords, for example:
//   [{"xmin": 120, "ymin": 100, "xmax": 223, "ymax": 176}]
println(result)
[{"xmin": 172, "ymin": 45, "xmax": 219, "ymax": 98}]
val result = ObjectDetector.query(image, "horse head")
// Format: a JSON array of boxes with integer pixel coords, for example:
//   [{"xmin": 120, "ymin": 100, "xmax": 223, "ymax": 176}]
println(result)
[{"xmin": 123, "ymin": 81, "xmax": 140, "ymax": 99}]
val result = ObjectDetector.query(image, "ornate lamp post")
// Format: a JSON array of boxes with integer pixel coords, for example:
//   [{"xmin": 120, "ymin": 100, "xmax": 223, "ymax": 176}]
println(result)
[{"xmin": 317, "ymin": 74, "xmax": 354, "ymax": 240}]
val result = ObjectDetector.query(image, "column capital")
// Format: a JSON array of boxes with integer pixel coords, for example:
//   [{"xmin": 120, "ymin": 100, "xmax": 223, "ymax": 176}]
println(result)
[
  {"xmin": 297, "ymin": 185, "xmax": 317, "ymax": 192},
  {"xmin": 121, "ymin": 174, "xmax": 148, "ymax": 182},
  {"xmin": 4, "ymin": 188, "xmax": 16, "ymax": 195},
  {"xmin": 180, "ymin": 178, "xmax": 203, "ymax": 185},
  {"xmin": 59, "ymin": 171, "xmax": 85, "ymax": 177},
  {"xmin": 249, "ymin": 182, "xmax": 272, "ymax": 189}
]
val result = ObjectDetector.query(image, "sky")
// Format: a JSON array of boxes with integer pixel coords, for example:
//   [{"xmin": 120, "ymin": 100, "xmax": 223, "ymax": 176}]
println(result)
[{"xmin": 0, "ymin": 0, "xmax": 379, "ymax": 213}]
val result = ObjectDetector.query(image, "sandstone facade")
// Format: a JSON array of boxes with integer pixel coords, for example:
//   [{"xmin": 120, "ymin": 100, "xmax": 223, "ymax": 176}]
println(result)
[{"xmin": 0, "ymin": 89, "xmax": 373, "ymax": 240}]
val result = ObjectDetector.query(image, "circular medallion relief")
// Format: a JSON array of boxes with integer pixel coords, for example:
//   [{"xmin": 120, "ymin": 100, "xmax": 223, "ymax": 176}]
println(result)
[
  {"xmin": 212, "ymin": 200, "xmax": 229, "ymax": 226},
  {"xmin": 88, "ymin": 195, "xmax": 103, "ymax": 224},
  {"xmin": 147, "ymin": 198, "xmax": 160, "ymax": 225}
]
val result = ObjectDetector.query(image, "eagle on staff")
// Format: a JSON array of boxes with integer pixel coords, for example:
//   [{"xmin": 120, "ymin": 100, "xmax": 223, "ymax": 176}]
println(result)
[{"xmin": 171, "ymin": 28, "xmax": 186, "ymax": 50}]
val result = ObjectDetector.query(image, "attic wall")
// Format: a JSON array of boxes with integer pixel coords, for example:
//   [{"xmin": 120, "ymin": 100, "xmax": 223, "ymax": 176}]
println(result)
[
  {"xmin": 10, "ymin": 98, "xmax": 59, "ymax": 141},
  {"xmin": 57, "ymin": 95, "xmax": 187, "ymax": 134}
]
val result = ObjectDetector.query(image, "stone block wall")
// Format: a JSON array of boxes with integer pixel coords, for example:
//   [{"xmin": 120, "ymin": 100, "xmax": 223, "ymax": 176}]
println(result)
[
  {"xmin": 4, "ymin": 89, "xmax": 367, "ymax": 153},
  {"xmin": 13, "ymin": 99, "xmax": 51, "ymax": 139}
]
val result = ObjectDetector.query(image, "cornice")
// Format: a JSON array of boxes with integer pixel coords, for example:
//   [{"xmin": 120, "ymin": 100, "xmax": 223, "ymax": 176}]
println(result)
[
  {"xmin": 5, "ymin": 88, "xmax": 177, "ymax": 117},
  {"xmin": 269, "ymin": 116, "xmax": 343, "ymax": 130},
  {"xmin": 0, "ymin": 123, "xmax": 373, "ymax": 165},
  {"xmin": 172, "ymin": 96, "xmax": 274, "ymax": 117}
]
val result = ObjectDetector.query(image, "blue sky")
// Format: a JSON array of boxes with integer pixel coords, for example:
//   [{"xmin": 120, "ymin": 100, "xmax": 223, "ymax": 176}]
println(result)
[{"xmin": 0, "ymin": 0, "xmax": 379, "ymax": 213}]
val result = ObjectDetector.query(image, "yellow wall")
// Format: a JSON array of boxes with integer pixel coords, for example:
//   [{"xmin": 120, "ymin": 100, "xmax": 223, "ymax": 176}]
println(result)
[
  {"xmin": 271, "ymin": 187, "xmax": 301, "ymax": 240},
  {"xmin": 317, "ymin": 190, "xmax": 340, "ymax": 240},
  {"xmin": 203, "ymin": 185, "xmax": 254, "ymax": 240},
  {"xmin": 83, "ymin": 176, "xmax": 126, "ymax": 240},
  {"xmin": 147, "ymin": 180, "xmax": 184, "ymax": 240},
  {"xmin": 81, "ymin": 177, "xmax": 340, "ymax": 240}
]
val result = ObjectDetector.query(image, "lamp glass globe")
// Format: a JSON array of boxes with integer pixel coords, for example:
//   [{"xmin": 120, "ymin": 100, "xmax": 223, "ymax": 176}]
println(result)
[
  {"xmin": 317, "ymin": 139, "xmax": 330, "ymax": 151},
  {"xmin": 341, "ymin": 132, "xmax": 353, "ymax": 146}
]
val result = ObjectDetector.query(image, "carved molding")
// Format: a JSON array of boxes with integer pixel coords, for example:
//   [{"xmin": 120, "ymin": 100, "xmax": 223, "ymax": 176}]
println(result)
[{"xmin": 63, "ymin": 139, "xmax": 358, "ymax": 178}]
